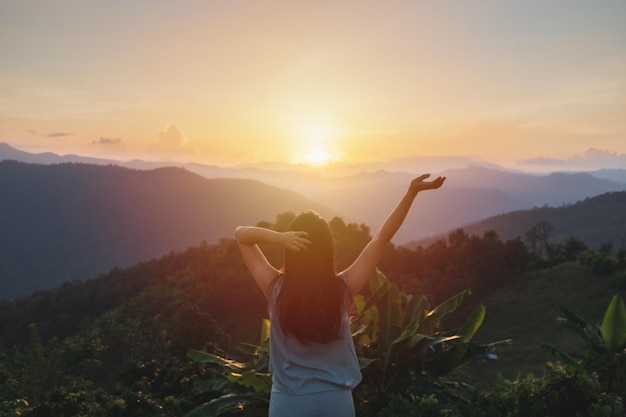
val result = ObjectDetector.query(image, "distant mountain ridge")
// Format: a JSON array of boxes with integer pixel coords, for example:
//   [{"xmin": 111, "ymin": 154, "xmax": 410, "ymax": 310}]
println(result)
[
  {"xmin": 440, "ymin": 165, "xmax": 626, "ymax": 206},
  {"xmin": 0, "ymin": 142, "xmax": 115, "ymax": 165},
  {"xmin": 0, "ymin": 160, "xmax": 332, "ymax": 300},
  {"xmin": 2, "ymin": 144, "xmax": 626, "ymax": 299},
  {"xmin": 2, "ymin": 142, "xmax": 625, "ymax": 244}
]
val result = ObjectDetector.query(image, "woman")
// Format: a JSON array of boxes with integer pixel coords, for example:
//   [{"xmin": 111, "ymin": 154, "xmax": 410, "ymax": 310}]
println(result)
[{"xmin": 235, "ymin": 173, "xmax": 446, "ymax": 417}]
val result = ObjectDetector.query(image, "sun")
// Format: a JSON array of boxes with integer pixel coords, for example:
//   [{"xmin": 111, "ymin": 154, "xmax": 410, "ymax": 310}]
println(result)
[
  {"xmin": 305, "ymin": 148, "xmax": 333, "ymax": 166},
  {"xmin": 291, "ymin": 123, "xmax": 342, "ymax": 166}
]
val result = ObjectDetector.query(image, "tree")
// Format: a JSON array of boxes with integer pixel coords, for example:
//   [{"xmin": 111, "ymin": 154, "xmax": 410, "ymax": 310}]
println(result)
[
  {"xmin": 328, "ymin": 216, "xmax": 372, "ymax": 270},
  {"xmin": 525, "ymin": 221, "xmax": 554, "ymax": 260},
  {"xmin": 562, "ymin": 236, "xmax": 587, "ymax": 261},
  {"xmin": 600, "ymin": 241, "xmax": 614, "ymax": 256},
  {"xmin": 504, "ymin": 237, "xmax": 531, "ymax": 273}
]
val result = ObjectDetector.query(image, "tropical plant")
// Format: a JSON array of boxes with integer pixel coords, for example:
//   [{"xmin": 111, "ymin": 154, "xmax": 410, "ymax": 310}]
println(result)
[
  {"xmin": 185, "ymin": 320, "xmax": 272, "ymax": 417},
  {"xmin": 538, "ymin": 294, "xmax": 626, "ymax": 398},
  {"xmin": 351, "ymin": 269, "xmax": 513, "ymax": 414}
]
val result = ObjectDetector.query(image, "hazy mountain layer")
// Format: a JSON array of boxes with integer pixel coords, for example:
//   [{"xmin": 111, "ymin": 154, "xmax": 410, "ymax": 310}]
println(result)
[
  {"xmin": 0, "ymin": 161, "xmax": 330, "ymax": 300},
  {"xmin": 2, "ymin": 144, "xmax": 625, "ymax": 299}
]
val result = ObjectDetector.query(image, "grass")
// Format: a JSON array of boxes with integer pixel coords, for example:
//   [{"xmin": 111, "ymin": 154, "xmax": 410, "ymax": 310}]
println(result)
[{"xmin": 464, "ymin": 262, "xmax": 626, "ymax": 387}]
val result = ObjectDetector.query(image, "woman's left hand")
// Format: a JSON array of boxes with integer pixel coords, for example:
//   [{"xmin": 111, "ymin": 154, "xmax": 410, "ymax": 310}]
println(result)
[{"xmin": 281, "ymin": 231, "xmax": 311, "ymax": 253}]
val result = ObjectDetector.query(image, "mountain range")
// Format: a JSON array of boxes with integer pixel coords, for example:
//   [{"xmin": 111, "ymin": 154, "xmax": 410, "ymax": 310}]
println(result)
[
  {"xmin": 3, "ymin": 142, "xmax": 625, "ymax": 242},
  {"xmin": 0, "ymin": 160, "xmax": 330, "ymax": 300},
  {"xmin": 1, "ymin": 142, "xmax": 625, "ymax": 299}
]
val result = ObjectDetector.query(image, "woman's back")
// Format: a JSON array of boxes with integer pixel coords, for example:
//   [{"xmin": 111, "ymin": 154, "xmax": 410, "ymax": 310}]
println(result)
[{"xmin": 268, "ymin": 274, "xmax": 362, "ymax": 395}]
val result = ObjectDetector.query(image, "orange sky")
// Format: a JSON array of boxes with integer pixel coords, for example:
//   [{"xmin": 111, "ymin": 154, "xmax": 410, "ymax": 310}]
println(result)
[{"xmin": 1, "ymin": 1, "xmax": 625, "ymax": 170}]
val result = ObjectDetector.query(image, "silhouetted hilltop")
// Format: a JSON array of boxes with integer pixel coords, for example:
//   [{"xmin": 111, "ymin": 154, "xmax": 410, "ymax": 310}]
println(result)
[
  {"xmin": 0, "ymin": 161, "xmax": 331, "ymax": 299},
  {"xmin": 408, "ymin": 191, "xmax": 626, "ymax": 251}
]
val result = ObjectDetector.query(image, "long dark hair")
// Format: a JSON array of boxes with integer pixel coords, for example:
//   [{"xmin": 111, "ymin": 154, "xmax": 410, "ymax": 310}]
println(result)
[{"xmin": 276, "ymin": 210, "xmax": 346, "ymax": 344}]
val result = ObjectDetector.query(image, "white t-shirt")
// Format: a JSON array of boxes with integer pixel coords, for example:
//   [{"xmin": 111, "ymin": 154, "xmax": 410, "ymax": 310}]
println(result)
[{"xmin": 268, "ymin": 274, "xmax": 362, "ymax": 395}]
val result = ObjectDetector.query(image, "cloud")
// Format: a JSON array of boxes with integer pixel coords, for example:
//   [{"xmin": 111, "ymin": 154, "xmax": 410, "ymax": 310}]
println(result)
[
  {"xmin": 89, "ymin": 136, "xmax": 127, "ymax": 158},
  {"xmin": 145, "ymin": 123, "xmax": 197, "ymax": 160},
  {"xmin": 25, "ymin": 129, "xmax": 74, "ymax": 138},
  {"xmin": 47, "ymin": 132, "xmax": 73, "ymax": 138},
  {"xmin": 157, "ymin": 123, "xmax": 188, "ymax": 147},
  {"xmin": 92, "ymin": 137, "xmax": 122, "ymax": 145},
  {"xmin": 518, "ymin": 148, "xmax": 626, "ymax": 170}
]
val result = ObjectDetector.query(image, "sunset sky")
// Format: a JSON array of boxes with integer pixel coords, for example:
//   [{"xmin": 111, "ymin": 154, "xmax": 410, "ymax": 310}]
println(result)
[{"xmin": 1, "ymin": 0, "xmax": 625, "ymax": 170}]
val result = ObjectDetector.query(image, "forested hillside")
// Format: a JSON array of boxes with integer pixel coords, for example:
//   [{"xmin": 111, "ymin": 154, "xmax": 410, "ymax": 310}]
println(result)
[
  {"xmin": 1, "ymin": 210, "xmax": 625, "ymax": 416},
  {"xmin": 409, "ymin": 191, "xmax": 626, "ymax": 251},
  {"xmin": 0, "ymin": 161, "xmax": 331, "ymax": 299}
]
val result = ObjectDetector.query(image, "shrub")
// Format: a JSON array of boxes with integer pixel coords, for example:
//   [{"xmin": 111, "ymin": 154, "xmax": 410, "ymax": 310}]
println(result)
[
  {"xmin": 578, "ymin": 250, "xmax": 618, "ymax": 276},
  {"xmin": 377, "ymin": 393, "xmax": 463, "ymax": 417}
]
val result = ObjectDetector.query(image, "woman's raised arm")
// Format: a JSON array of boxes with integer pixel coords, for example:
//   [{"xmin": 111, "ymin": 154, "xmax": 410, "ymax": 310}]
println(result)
[
  {"xmin": 341, "ymin": 174, "xmax": 445, "ymax": 297},
  {"xmin": 235, "ymin": 226, "xmax": 310, "ymax": 297}
]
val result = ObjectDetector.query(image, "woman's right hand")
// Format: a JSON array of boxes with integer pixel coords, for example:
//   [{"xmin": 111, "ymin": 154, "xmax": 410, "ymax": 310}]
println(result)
[{"xmin": 409, "ymin": 173, "xmax": 446, "ymax": 194}]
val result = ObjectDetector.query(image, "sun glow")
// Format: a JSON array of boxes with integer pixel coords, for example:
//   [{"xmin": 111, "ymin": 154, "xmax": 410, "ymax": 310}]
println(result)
[
  {"xmin": 305, "ymin": 148, "xmax": 333, "ymax": 165},
  {"xmin": 290, "ymin": 122, "xmax": 343, "ymax": 166}
]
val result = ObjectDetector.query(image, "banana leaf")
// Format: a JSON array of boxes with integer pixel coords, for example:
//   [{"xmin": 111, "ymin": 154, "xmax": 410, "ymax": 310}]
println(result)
[
  {"xmin": 600, "ymin": 294, "xmax": 626, "ymax": 351},
  {"xmin": 558, "ymin": 305, "xmax": 605, "ymax": 351},
  {"xmin": 458, "ymin": 304, "xmax": 486, "ymax": 343},
  {"xmin": 537, "ymin": 342, "xmax": 581, "ymax": 369},
  {"xmin": 187, "ymin": 349, "xmax": 245, "ymax": 370},
  {"xmin": 424, "ymin": 289, "xmax": 472, "ymax": 326},
  {"xmin": 226, "ymin": 369, "xmax": 271, "ymax": 392},
  {"xmin": 392, "ymin": 310, "xmax": 425, "ymax": 345},
  {"xmin": 193, "ymin": 378, "xmax": 235, "ymax": 394}
]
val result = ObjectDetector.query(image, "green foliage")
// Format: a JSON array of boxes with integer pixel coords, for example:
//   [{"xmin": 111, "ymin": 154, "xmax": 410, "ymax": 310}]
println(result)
[
  {"xmin": 1, "ymin": 212, "xmax": 624, "ymax": 416},
  {"xmin": 486, "ymin": 364, "xmax": 624, "ymax": 417},
  {"xmin": 601, "ymin": 295, "xmax": 626, "ymax": 352},
  {"xmin": 185, "ymin": 320, "xmax": 271, "ymax": 417},
  {"xmin": 376, "ymin": 393, "xmax": 463, "ymax": 417},
  {"xmin": 0, "ymin": 315, "xmax": 210, "ymax": 416},
  {"xmin": 387, "ymin": 228, "xmax": 532, "ymax": 306},
  {"xmin": 538, "ymin": 294, "xmax": 626, "ymax": 399},
  {"xmin": 618, "ymin": 248, "xmax": 626, "ymax": 268},
  {"xmin": 454, "ymin": 191, "xmax": 626, "ymax": 254},
  {"xmin": 351, "ymin": 269, "xmax": 512, "ymax": 415},
  {"xmin": 579, "ymin": 249, "xmax": 619, "ymax": 276},
  {"xmin": 0, "ymin": 398, "xmax": 30, "ymax": 417},
  {"xmin": 0, "ymin": 241, "xmax": 249, "ymax": 417},
  {"xmin": 184, "ymin": 270, "xmax": 513, "ymax": 417},
  {"xmin": 364, "ymin": 364, "xmax": 625, "ymax": 416},
  {"xmin": 328, "ymin": 216, "xmax": 372, "ymax": 270},
  {"xmin": 562, "ymin": 235, "xmax": 589, "ymax": 261},
  {"xmin": 525, "ymin": 221, "xmax": 554, "ymax": 261}
]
